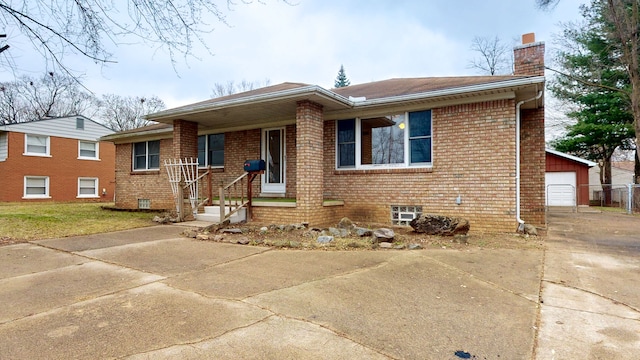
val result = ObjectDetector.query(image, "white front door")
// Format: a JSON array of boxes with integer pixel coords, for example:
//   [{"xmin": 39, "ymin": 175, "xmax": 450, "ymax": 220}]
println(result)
[{"xmin": 262, "ymin": 127, "xmax": 286, "ymax": 194}]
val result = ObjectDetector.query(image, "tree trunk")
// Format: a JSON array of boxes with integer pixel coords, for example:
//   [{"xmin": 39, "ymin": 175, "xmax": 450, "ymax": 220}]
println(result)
[{"xmin": 603, "ymin": 158, "xmax": 613, "ymax": 206}]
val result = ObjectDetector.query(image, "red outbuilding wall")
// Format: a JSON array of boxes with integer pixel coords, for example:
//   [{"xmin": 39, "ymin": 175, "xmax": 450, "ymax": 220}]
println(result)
[{"xmin": 545, "ymin": 152, "xmax": 591, "ymax": 205}]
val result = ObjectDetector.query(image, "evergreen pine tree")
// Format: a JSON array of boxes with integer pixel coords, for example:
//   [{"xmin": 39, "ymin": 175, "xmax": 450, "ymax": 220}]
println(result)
[{"xmin": 334, "ymin": 65, "xmax": 350, "ymax": 88}]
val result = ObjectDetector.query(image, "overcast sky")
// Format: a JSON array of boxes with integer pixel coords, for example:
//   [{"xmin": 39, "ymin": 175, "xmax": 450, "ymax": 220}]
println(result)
[{"xmin": 1, "ymin": 0, "xmax": 585, "ymax": 109}]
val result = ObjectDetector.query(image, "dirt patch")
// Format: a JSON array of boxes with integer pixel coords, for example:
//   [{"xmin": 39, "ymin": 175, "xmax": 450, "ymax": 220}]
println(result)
[{"xmin": 192, "ymin": 223, "xmax": 545, "ymax": 251}]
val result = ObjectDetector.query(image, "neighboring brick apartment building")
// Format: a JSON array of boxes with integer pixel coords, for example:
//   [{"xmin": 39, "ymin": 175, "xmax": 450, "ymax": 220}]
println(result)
[
  {"xmin": 103, "ymin": 34, "xmax": 546, "ymax": 233},
  {"xmin": 0, "ymin": 116, "xmax": 116, "ymax": 202}
]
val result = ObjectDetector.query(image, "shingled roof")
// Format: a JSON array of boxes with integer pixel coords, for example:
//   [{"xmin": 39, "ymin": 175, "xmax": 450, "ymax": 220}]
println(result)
[
  {"xmin": 104, "ymin": 75, "xmax": 543, "ymax": 140},
  {"xmin": 331, "ymin": 76, "xmax": 526, "ymax": 100}
]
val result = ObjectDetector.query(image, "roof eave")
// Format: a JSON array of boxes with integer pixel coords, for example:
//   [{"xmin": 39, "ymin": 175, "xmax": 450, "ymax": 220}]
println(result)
[
  {"xmin": 546, "ymin": 148, "xmax": 597, "ymax": 167},
  {"xmin": 350, "ymin": 76, "xmax": 546, "ymax": 108},
  {"xmin": 101, "ymin": 126, "xmax": 173, "ymax": 143},
  {"xmin": 146, "ymin": 85, "xmax": 354, "ymax": 122}
]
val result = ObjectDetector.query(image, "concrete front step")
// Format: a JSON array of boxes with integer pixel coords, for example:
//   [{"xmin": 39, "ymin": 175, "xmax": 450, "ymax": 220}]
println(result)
[{"xmin": 196, "ymin": 206, "xmax": 246, "ymax": 224}]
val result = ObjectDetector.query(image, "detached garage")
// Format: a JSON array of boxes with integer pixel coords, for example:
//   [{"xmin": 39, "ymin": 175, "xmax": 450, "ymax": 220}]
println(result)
[{"xmin": 545, "ymin": 149, "xmax": 596, "ymax": 207}]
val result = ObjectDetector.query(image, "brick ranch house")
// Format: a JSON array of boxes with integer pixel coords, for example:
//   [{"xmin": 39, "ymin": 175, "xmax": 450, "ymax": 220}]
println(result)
[
  {"xmin": 0, "ymin": 116, "xmax": 115, "ymax": 202},
  {"xmin": 103, "ymin": 34, "xmax": 546, "ymax": 233}
]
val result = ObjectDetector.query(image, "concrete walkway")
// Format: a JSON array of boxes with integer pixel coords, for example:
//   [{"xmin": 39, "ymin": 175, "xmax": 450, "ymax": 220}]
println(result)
[
  {"xmin": 0, "ymin": 224, "xmax": 544, "ymax": 359},
  {"xmin": 536, "ymin": 212, "xmax": 640, "ymax": 360}
]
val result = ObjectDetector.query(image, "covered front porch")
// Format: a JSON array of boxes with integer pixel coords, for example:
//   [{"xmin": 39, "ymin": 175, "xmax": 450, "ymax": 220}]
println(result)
[{"xmin": 153, "ymin": 84, "xmax": 356, "ymax": 226}]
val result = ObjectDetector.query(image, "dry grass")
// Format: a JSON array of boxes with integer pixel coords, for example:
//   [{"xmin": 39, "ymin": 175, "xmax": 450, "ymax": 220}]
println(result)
[{"xmin": 0, "ymin": 202, "xmax": 155, "ymax": 245}]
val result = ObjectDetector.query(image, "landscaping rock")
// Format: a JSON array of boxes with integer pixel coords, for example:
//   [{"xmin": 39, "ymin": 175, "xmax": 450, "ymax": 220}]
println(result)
[
  {"xmin": 379, "ymin": 242, "xmax": 393, "ymax": 249},
  {"xmin": 409, "ymin": 214, "xmax": 470, "ymax": 236},
  {"xmin": 304, "ymin": 229, "xmax": 321, "ymax": 238},
  {"xmin": 354, "ymin": 227, "xmax": 373, "ymax": 237},
  {"xmin": 408, "ymin": 243, "xmax": 423, "ymax": 250},
  {"xmin": 523, "ymin": 224, "xmax": 538, "ymax": 236},
  {"xmin": 317, "ymin": 235, "xmax": 334, "ymax": 244},
  {"xmin": 153, "ymin": 214, "xmax": 179, "ymax": 224},
  {"xmin": 337, "ymin": 217, "xmax": 355, "ymax": 230},
  {"xmin": 196, "ymin": 234, "xmax": 210, "ymax": 241},
  {"xmin": 182, "ymin": 229, "xmax": 198, "ymax": 238},
  {"xmin": 212, "ymin": 235, "xmax": 224, "ymax": 242},
  {"xmin": 373, "ymin": 228, "xmax": 395, "ymax": 242},
  {"xmin": 221, "ymin": 228, "xmax": 243, "ymax": 234},
  {"xmin": 259, "ymin": 226, "xmax": 268, "ymax": 235},
  {"xmin": 237, "ymin": 237, "xmax": 250, "ymax": 245},
  {"xmin": 153, "ymin": 215, "xmax": 166, "ymax": 224},
  {"xmin": 328, "ymin": 227, "xmax": 349, "ymax": 238}
]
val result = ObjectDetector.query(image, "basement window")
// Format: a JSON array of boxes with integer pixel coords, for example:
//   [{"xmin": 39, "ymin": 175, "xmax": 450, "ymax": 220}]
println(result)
[
  {"xmin": 391, "ymin": 205, "xmax": 422, "ymax": 226},
  {"xmin": 138, "ymin": 199, "xmax": 151, "ymax": 209}
]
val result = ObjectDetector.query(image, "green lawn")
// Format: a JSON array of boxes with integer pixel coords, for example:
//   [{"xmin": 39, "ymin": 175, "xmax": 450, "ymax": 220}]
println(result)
[{"xmin": 0, "ymin": 202, "xmax": 156, "ymax": 241}]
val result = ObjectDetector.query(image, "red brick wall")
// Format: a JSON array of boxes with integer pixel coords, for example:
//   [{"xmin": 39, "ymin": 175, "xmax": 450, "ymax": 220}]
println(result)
[
  {"xmin": 173, "ymin": 120, "xmax": 198, "ymax": 159},
  {"xmin": 114, "ymin": 138, "xmax": 174, "ymax": 210},
  {"xmin": 546, "ymin": 152, "xmax": 590, "ymax": 205},
  {"xmin": 323, "ymin": 99, "xmax": 521, "ymax": 233},
  {"xmin": 0, "ymin": 132, "xmax": 115, "ymax": 202},
  {"xmin": 112, "ymin": 98, "xmax": 546, "ymax": 233},
  {"xmin": 514, "ymin": 42, "xmax": 545, "ymax": 76},
  {"xmin": 520, "ymin": 108, "xmax": 546, "ymax": 226},
  {"xmin": 197, "ymin": 129, "xmax": 260, "ymax": 201},
  {"xmin": 284, "ymin": 124, "xmax": 297, "ymax": 197},
  {"xmin": 295, "ymin": 100, "xmax": 324, "ymax": 222}
]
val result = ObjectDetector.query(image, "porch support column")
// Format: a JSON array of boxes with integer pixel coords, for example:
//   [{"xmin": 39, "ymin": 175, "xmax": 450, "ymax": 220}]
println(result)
[
  {"xmin": 295, "ymin": 100, "xmax": 324, "ymax": 223},
  {"xmin": 173, "ymin": 119, "xmax": 198, "ymax": 160}
]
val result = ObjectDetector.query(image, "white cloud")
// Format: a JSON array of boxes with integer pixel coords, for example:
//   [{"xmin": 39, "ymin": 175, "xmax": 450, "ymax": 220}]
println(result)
[{"xmin": 0, "ymin": 0, "xmax": 586, "ymax": 108}]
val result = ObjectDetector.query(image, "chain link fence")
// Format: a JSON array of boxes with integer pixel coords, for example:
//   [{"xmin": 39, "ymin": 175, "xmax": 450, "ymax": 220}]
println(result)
[{"xmin": 582, "ymin": 184, "xmax": 640, "ymax": 214}]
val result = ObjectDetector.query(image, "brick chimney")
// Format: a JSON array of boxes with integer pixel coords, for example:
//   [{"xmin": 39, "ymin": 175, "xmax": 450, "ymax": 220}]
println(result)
[{"xmin": 514, "ymin": 33, "xmax": 545, "ymax": 76}]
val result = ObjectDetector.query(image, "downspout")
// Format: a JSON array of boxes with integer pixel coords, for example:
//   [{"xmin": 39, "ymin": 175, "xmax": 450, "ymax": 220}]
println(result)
[{"xmin": 516, "ymin": 90, "xmax": 543, "ymax": 231}]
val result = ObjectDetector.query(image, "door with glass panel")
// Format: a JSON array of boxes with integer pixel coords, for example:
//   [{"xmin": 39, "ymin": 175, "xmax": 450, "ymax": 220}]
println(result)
[{"xmin": 261, "ymin": 128, "xmax": 286, "ymax": 194}]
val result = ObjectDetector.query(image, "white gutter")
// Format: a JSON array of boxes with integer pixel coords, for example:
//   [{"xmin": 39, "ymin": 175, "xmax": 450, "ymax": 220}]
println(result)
[
  {"xmin": 147, "ymin": 76, "xmax": 545, "ymax": 121},
  {"xmin": 351, "ymin": 76, "xmax": 545, "ymax": 108},
  {"xmin": 516, "ymin": 90, "xmax": 543, "ymax": 230},
  {"xmin": 147, "ymin": 85, "xmax": 353, "ymax": 121}
]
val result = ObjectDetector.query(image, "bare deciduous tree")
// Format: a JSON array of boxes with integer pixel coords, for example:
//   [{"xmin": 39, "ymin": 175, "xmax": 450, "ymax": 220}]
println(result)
[
  {"xmin": 211, "ymin": 79, "xmax": 271, "ymax": 97},
  {"xmin": 0, "ymin": 72, "xmax": 100, "ymax": 124},
  {"xmin": 99, "ymin": 94, "xmax": 166, "ymax": 131},
  {"xmin": 468, "ymin": 36, "xmax": 513, "ymax": 75},
  {"xmin": 0, "ymin": 1, "xmax": 283, "ymax": 82}
]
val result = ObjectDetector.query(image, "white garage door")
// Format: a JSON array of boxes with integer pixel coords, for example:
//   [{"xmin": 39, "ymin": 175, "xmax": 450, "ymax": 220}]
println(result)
[{"xmin": 545, "ymin": 172, "xmax": 576, "ymax": 206}]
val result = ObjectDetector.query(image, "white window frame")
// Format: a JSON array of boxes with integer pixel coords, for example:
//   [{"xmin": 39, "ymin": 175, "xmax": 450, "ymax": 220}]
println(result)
[
  {"xmin": 78, "ymin": 141, "xmax": 99, "ymax": 160},
  {"xmin": 77, "ymin": 177, "xmax": 99, "ymax": 198},
  {"xmin": 23, "ymin": 176, "xmax": 50, "ymax": 199},
  {"xmin": 335, "ymin": 110, "xmax": 433, "ymax": 170},
  {"xmin": 132, "ymin": 140, "xmax": 160, "ymax": 171},
  {"xmin": 24, "ymin": 134, "xmax": 51, "ymax": 157}
]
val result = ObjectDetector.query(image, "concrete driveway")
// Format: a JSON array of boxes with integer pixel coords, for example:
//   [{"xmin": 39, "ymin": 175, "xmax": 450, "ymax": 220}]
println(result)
[
  {"xmin": 0, "ymin": 224, "xmax": 544, "ymax": 359},
  {"xmin": 537, "ymin": 211, "xmax": 640, "ymax": 359}
]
